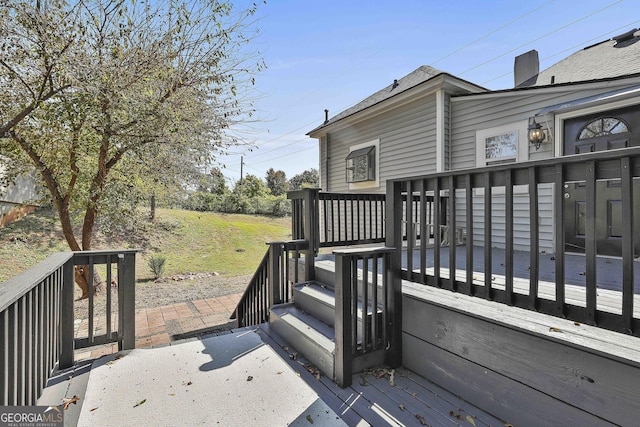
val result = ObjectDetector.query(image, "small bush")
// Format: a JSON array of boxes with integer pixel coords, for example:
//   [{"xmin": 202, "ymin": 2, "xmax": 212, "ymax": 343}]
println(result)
[{"xmin": 148, "ymin": 254, "xmax": 166, "ymax": 279}]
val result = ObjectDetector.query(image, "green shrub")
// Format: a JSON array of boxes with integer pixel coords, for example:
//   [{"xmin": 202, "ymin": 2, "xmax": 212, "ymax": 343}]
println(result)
[{"xmin": 148, "ymin": 254, "xmax": 167, "ymax": 279}]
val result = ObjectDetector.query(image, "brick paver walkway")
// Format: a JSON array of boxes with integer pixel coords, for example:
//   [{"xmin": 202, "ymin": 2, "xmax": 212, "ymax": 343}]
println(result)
[{"xmin": 74, "ymin": 292, "xmax": 242, "ymax": 360}]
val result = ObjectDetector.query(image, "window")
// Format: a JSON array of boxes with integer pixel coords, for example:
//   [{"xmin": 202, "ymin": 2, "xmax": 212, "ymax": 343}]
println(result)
[
  {"xmin": 484, "ymin": 131, "xmax": 517, "ymax": 164},
  {"xmin": 476, "ymin": 120, "xmax": 530, "ymax": 167},
  {"xmin": 578, "ymin": 117, "xmax": 629, "ymax": 139},
  {"xmin": 346, "ymin": 145, "xmax": 375, "ymax": 183}
]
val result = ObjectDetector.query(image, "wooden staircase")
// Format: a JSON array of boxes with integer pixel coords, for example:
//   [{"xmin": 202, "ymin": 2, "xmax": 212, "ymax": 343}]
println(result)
[{"xmin": 270, "ymin": 280, "xmax": 386, "ymax": 382}]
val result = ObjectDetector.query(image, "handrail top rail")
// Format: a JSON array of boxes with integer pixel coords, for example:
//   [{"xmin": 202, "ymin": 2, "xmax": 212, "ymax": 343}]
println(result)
[
  {"xmin": 0, "ymin": 252, "xmax": 73, "ymax": 311},
  {"xmin": 388, "ymin": 145, "xmax": 640, "ymax": 184},
  {"xmin": 287, "ymin": 188, "xmax": 321, "ymax": 199},
  {"xmin": 266, "ymin": 239, "xmax": 309, "ymax": 248},
  {"xmin": 73, "ymin": 248, "xmax": 142, "ymax": 264},
  {"xmin": 72, "ymin": 249, "xmax": 142, "ymax": 255},
  {"xmin": 333, "ymin": 246, "xmax": 396, "ymax": 256},
  {"xmin": 1, "ymin": 249, "xmax": 142, "ymax": 311}
]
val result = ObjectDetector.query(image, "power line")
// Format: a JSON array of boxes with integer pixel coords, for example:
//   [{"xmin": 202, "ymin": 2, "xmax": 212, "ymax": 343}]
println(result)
[
  {"xmin": 225, "ymin": 1, "xmax": 628, "ymax": 169},
  {"xmin": 459, "ymin": 0, "xmax": 624, "ymax": 75}
]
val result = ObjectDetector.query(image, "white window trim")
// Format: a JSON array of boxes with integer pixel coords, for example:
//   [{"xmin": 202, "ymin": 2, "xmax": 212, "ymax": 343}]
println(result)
[
  {"xmin": 475, "ymin": 120, "xmax": 529, "ymax": 167},
  {"xmin": 347, "ymin": 139, "xmax": 379, "ymax": 190}
]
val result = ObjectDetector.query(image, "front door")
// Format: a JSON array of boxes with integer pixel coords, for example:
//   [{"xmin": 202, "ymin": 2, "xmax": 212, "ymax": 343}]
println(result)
[{"xmin": 563, "ymin": 105, "xmax": 640, "ymax": 256}]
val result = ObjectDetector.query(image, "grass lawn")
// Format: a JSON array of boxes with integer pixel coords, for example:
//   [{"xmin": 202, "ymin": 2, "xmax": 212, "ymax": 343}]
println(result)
[{"xmin": 0, "ymin": 207, "xmax": 291, "ymax": 283}]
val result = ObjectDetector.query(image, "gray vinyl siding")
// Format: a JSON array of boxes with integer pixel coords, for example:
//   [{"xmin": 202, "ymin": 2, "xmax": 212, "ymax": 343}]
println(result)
[
  {"xmin": 326, "ymin": 95, "xmax": 438, "ymax": 194},
  {"xmin": 449, "ymin": 82, "xmax": 637, "ymax": 252}
]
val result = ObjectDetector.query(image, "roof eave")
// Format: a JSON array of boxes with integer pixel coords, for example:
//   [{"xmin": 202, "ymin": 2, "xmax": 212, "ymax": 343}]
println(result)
[{"xmin": 307, "ymin": 73, "xmax": 486, "ymax": 138}]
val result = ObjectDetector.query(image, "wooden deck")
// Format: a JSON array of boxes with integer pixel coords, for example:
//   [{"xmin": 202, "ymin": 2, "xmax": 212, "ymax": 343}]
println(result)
[
  {"xmin": 403, "ymin": 245, "xmax": 640, "ymax": 317},
  {"xmin": 259, "ymin": 323, "xmax": 507, "ymax": 426},
  {"xmin": 404, "ymin": 245, "xmax": 640, "ymax": 292},
  {"xmin": 53, "ymin": 325, "xmax": 506, "ymax": 426}
]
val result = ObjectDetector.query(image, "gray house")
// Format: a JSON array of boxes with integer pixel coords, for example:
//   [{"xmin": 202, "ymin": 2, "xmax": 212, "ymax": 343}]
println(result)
[
  {"xmin": 0, "ymin": 161, "xmax": 40, "ymax": 226},
  {"xmin": 308, "ymin": 29, "xmax": 640, "ymax": 256}
]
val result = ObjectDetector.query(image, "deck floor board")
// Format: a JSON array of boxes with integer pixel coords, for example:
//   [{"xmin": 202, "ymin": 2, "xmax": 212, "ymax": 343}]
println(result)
[{"xmin": 259, "ymin": 323, "xmax": 507, "ymax": 427}]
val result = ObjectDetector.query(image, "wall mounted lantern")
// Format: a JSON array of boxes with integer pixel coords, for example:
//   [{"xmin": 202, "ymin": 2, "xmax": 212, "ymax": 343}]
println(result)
[{"xmin": 527, "ymin": 116, "xmax": 546, "ymax": 150}]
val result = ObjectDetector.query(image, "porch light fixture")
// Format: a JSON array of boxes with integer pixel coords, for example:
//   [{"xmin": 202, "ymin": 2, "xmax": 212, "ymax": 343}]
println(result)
[{"xmin": 527, "ymin": 116, "xmax": 546, "ymax": 150}]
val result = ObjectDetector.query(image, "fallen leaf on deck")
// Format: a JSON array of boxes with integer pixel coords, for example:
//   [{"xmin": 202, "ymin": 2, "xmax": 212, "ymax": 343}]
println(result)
[
  {"xmin": 247, "ymin": 376, "xmax": 253, "ymax": 381},
  {"xmin": 62, "ymin": 395, "xmax": 80, "ymax": 410},
  {"xmin": 450, "ymin": 410, "xmax": 462, "ymax": 420},
  {"xmin": 466, "ymin": 415, "xmax": 477, "ymax": 426},
  {"xmin": 169, "ymin": 393, "xmax": 175, "ymax": 396},
  {"xmin": 306, "ymin": 414, "xmax": 314, "ymax": 424},
  {"xmin": 505, "ymin": 424, "xmax": 514, "ymax": 427},
  {"xmin": 133, "ymin": 399, "xmax": 146, "ymax": 408},
  {"xmin": 389, "ymin": 369, "xmax": 396, "ymax": 387},
  {"xmin": 359, "ymin": 375, "xmax": 368, "ymax": 386},
  {"xmin": 415, "ymin": 414, "xmax": 427, "ymax": 425},
  {"xmin": 574, "ymin": 322, "xmax": 581, "ymax": 326},
  {"xmin": 90, "ymin": 407, "xmax": 98, "ymax": 412},
  {"xmin": 549, "ymin": 327, "xmax": 562, "ymax": 333},
  {"xmin": 183, "ymin": 381, "xmax": 193, "ymax": 386},
  {"xmin": 398, "ymin": 404, "xmax": 406, "ymax": 411}
]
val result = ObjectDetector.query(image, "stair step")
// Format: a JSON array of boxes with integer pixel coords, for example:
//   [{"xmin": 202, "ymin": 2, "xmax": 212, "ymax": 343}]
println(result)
[
  {"xmin": 293, "ymin": 281, "xmax": 383, "ymax": 330},
  {"xmin": 269, "ymin": 303, "xmax": 335, "ymax": 380},
  {"xmin": 293, "ymin": 281, "xmax": 336, "ymax": 326}
]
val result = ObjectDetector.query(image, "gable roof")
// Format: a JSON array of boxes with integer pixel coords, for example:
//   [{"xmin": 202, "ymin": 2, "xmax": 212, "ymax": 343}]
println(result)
[
  {"xmin": 522, "ymin": 28, "xmax": 640, "ymax": 87},
  {"xmin": 307, "ymin": 65, "xmax": 485, "ymax": 135}
]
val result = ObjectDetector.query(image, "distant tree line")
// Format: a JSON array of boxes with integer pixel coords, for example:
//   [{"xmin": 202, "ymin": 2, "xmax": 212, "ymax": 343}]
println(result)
[{"xmin": 182, "ymin": 168, "xmax": 319, "ymax": 216}]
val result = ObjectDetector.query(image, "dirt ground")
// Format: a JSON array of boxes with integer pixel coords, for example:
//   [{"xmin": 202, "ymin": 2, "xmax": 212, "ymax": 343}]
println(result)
[{"xmin": 73, "ymin": 273, "xmax": 251, "ymax": 320}]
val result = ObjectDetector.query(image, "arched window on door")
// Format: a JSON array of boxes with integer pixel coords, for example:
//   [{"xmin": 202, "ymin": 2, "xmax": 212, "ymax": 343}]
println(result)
[{"xmin": 578, "ymin": 117, "xmax": 630, "ymax": 139}]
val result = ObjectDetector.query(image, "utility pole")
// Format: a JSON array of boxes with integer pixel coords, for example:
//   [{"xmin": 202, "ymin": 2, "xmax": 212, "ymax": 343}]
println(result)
[{"xmin": 240, "ymin": 156, "xmax": 244, "ymax": 184}]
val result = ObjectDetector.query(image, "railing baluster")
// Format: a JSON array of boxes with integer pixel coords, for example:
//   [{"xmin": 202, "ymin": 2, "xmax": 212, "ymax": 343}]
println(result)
[
  {"xmin": 529, "ymin": 167, "xmax": 540, "ymax": 309},
  {"xmin": 434, "ymin": 177, "xmax": 442, "ymax": 287},
  {"xmin": 448, "ymin": 175, "xmax": 457, "ymax": 292},
  {"xmin": 585, "ymin": 160, "xmax": 597, "ymax": 325},
  {"xmin": 466, "ymin": 174, "xmax": 474, "ymax": 295},
  {"xmin": 621, "ymin": 157, "xmax": 634, "ymax": 334},
  {"xmin": 88, "ymin": 258, "xmax": 95, "ymax": 345},
  {"xmin": 1, "ymin": 309, "xmax": 7, "ymax": 405},
  {"xmin": 554, "ymin": 164, "xmax": 566, "ymax": 317},
  {"xmin": 483, "ymin": 172, "xmax": 492, "ymax": 300},
  {"xmin": 505, "ymin": 169, "xmax": 514, "ymax": 305}
]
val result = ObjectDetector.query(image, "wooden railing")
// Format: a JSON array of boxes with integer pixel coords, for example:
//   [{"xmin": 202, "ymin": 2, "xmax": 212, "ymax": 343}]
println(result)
[
  {"xmin": 387, "ymin": 147, "xmax": 640, "ymax": 337},
  {"xmin": 289, "ymin": 189, "xmax": 446, "ymax": 250},
  {"xmin": 333, "ymin": 246, "xmax": 400, "ymax": 388},
  {"xmin": 0, "ymin": 250, "xmax": 138, "ymax": 406},
  {"xmin": 232, "ymin": 240, "xmax": 308, "ymax": 328}
]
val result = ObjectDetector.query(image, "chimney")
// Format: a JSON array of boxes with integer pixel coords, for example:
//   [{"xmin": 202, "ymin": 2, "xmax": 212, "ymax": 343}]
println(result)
[
  {"xmin": 514, "ymin": 49, "xmax": 539, "ymax": 88},
  {"xmin": 324, "ymin": 109, "xmax": 329, "ymax": 124}
]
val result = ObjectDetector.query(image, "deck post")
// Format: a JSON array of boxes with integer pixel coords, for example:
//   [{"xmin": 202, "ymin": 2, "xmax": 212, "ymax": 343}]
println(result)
[
  {"xmin": 118, "ymin": 252, "xmax": 136, "ymax": 351},
  {"xmin": 334, "ymin": 251, "xmax": 353, "ymax": 388},
  {"xmin": 268, "ymin": 242, "xmax": 283, "ymax": 307},
  {"xmin": 59, "ymin": 257, "xmax": 75, "ymax": 369},
  {"xmin": 302, "ymin": 188, "xmax": 319, "ymax": 281},
  {"xmin": 385, "ymin": 179, "xmax": 403, "ymax": 368}
]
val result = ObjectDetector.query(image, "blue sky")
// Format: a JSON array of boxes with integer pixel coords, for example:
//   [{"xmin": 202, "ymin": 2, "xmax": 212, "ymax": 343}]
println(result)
[{"xmin": 220, "ymin": 0, "xmax": 640, "ymax": 185}]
